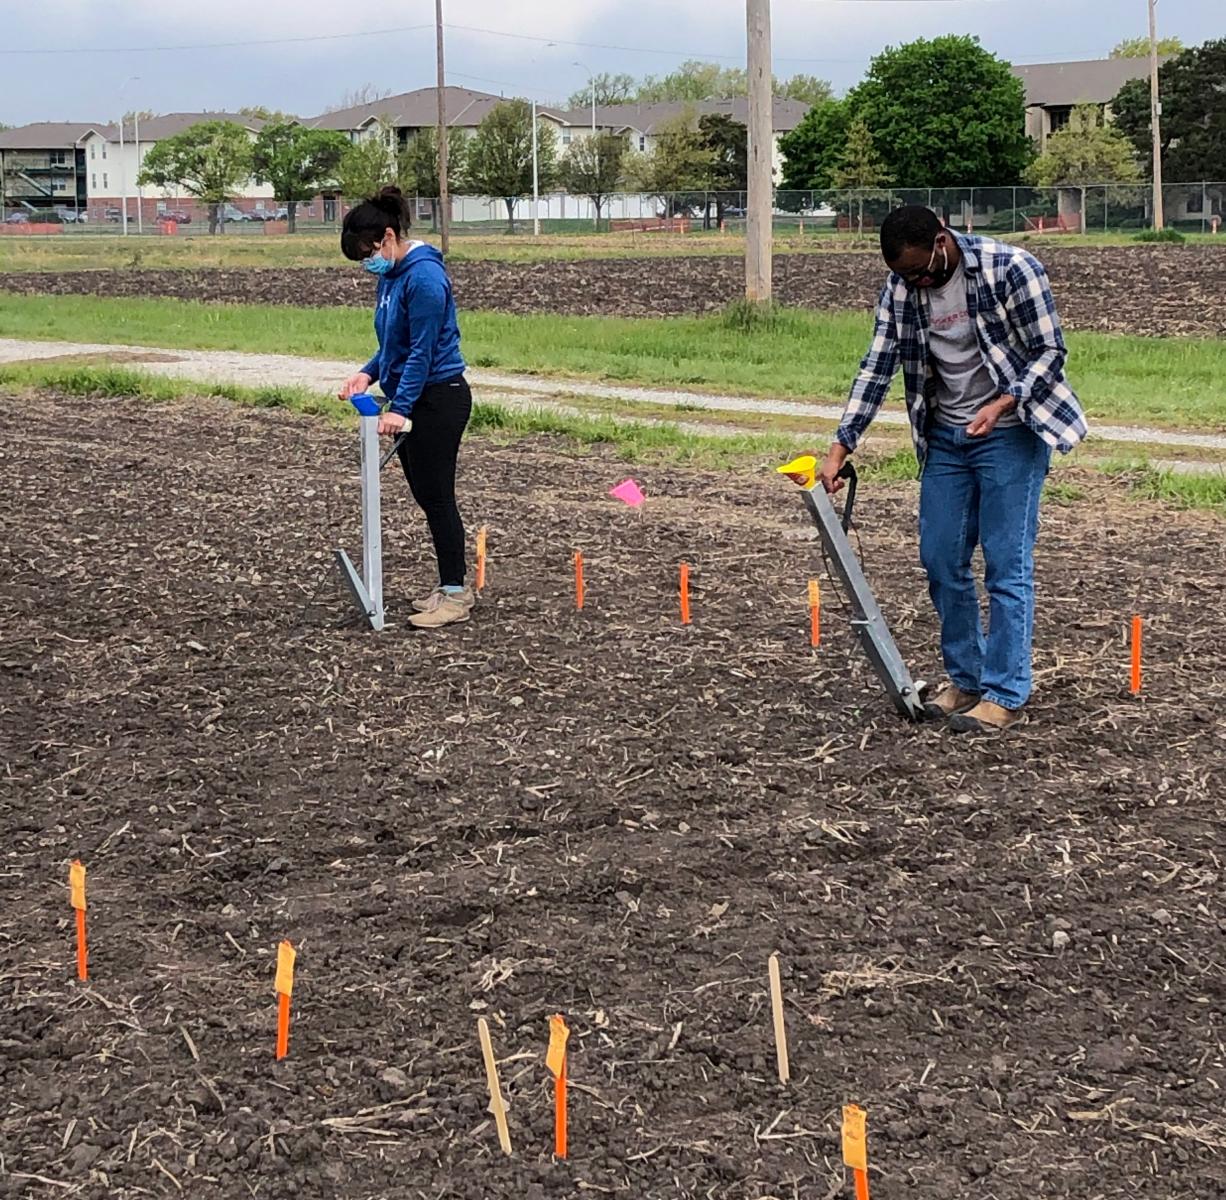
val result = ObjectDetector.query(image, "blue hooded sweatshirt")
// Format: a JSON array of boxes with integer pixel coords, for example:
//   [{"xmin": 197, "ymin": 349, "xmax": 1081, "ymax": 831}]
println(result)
[{"xmin": 361, "ymin": 242, "xmax": 466, "ymax": 418}]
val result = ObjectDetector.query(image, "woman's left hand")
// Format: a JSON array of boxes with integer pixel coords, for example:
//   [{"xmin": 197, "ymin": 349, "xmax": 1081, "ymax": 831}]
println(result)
[{"xmin": 378, "ymin": 412, "xmax": 408, "ymax": 436}]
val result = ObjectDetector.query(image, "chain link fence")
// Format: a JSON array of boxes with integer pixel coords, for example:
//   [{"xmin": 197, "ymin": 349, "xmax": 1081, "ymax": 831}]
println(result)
[{"xmin": 3, "ymin": 184, "xmax": 1223, "ymax": 237}]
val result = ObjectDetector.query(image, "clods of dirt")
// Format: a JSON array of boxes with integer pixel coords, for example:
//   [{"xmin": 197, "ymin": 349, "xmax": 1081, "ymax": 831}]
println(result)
[{"xmin": 2, "ymin": 391, "xmax": 1224, "ymax": 1199}]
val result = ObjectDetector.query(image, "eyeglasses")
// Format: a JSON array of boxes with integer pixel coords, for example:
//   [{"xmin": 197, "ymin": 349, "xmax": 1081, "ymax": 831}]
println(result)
[{"xmin": 898, "ymin": 234, "xmax": 945, "ymax": 286}]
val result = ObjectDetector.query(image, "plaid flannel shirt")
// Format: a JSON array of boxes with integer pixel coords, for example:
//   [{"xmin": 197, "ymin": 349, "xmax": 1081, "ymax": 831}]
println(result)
[{"xmin": 835, "ymin": 233, "xmax": 1088, "ymax": 462}]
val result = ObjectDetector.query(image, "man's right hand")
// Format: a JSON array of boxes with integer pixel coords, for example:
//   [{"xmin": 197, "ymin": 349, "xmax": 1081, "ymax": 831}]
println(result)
[
  {"xmin": 338, "ymin": 372, "xmax": 373, "ymax": 401},
  {"xmin": 820, "ymin": 444, "xmax": 850, "ymax": 494}
]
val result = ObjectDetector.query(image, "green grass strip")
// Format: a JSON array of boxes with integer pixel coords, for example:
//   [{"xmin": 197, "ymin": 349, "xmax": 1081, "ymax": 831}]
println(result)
[{"xmin": 2, "ymin": 292, "xmax": 1224, "ymax": 431}]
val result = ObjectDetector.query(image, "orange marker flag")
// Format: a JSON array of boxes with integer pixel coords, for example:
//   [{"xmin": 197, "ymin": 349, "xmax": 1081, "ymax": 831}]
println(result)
[
  {"xmin": 546, "ymin": 1014, "xmax": 570, "ymax": 1159},
  {"xmin": 842, "ymin": 1104, "xmax": 870, "ymax": 1200},
  {"xmin": 1130, "ymin": 615, "xmax": 1142, "ymax": 695},
  {"xmin": 275, "ymin": 940, "xmax": 296, "ymax": 1061},
  {"xmin": 69, "ymin": 860, "xmax": 87, "ymax": 981},
  {"xmin": 679, "ymin": 562, "xmax": 692, "ymax": 625},
  {"xmin": 476, "ymin": 525, "xmax": 488, "ymax": 591},
  {"xmin": 574, "ymin": 551, "xmax": 585, "ymax": 611},
  {"xmin": 808, "ymin": 579, "xmax": 821, "ymax": 648}
]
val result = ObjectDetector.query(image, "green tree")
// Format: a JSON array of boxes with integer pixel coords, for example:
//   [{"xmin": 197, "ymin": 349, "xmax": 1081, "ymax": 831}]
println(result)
[
  {"xmin": 628, "ymin": 109, "xmax": 716, "ymax": 216},
  {"xmin": 778, "ymin": 98, "xmax": 851, "ymax": 199},
  {"xmin": 336, "ymin": 120, "xmax": 396, "ymax": 201},
  {"xmin": 567, "ymin": 73, "xmax": 635, "ymax": 108},
  {"xmin": 559, "ymin": 133, "xmax": 628, "ymax": 227},
  {"xmin": 1111, "ymin": 35, "xmax": 1184, "ymax": 58},
  {"xmin": 1027, "ymin": 104, "xmax": 1140, "ymax": 232},
  {"xmin": 1112, "ymin": 38, "xmax": 1226, "ymax": 180},
  {"xmin": 1027, "ymin": 105, "xmax": 1139, "ymax": 185},
  {"xmin": 464, "ymin": 100, "xmax": 557, "ymax": 232},
  {"xmin": 636, "ymin": 61, "xmax": 748, "ymax": 102},
  {"xmin": 698, "ymin": 113, "xmax": 747, "ymax": 227},
  {"xmin": 136, "ymin": 119, "xmax": 254, "ymax": 234},
  {"xmin": 777, "ymin": 74, "xmax": 834, "ymax": 106},
  {"xmin": 252, "ymin": 119, "xmax": 349, "ymax": 231},
  {"xmin": 833, "ymin": 117, "xmax": 892, "ymax": 235},
  {"xmin": 847, "ymin": 36, "xmax": 1032, "ymax": 187},
  {"xmin": 396, "ymin": 127, "xmax": 470, "ymax": 230}
]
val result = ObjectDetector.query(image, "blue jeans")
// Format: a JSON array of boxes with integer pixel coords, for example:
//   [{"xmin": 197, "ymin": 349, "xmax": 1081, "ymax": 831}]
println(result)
[{"xmin": 919, "ymin": 424, "xmax": 1050, "ymax": 710}]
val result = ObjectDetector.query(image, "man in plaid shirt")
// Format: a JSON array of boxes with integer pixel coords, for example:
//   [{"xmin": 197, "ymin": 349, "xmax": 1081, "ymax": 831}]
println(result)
[{"xmin": 819, "ymin": 206, "xmax": 1087, "ymax": 732}]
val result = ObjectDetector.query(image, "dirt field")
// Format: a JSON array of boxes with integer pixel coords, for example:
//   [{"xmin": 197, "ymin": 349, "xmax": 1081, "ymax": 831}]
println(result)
[
  {"xmin": 2, "ymin": 243, "xmax": 1225, "ymax": 336},
  {"xmin": 3, "ymin": 391, "xmax": 1225, "ymax": 1199}
]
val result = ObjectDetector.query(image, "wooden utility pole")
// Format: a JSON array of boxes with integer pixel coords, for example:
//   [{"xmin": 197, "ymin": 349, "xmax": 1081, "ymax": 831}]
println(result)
[
  {"xmin": 435, "ymin": 0, "xmax": 451, "ymax": 254},
  {"xmin": 745, "ymin": 0, "xmax": 772, "ymax": 302},
  {"xmin": 1147, "ymin": 0, "xmax": 1164, "ymax": 232}
]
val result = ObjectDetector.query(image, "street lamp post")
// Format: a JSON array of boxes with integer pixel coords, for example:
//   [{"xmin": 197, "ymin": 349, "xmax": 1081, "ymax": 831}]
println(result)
[
  {"xmin": 531, "ymin": 98, "xmax": 540, "ymax": 237},
  {"xmin": 117, "ymin": 76, "xmax": 139, "ymax": 237}
]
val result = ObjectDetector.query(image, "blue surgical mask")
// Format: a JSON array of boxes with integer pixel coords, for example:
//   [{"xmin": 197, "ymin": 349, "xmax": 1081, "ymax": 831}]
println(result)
[{"xmin": 362, "ymin": 252, "xmax": 394, "ymax": 277}]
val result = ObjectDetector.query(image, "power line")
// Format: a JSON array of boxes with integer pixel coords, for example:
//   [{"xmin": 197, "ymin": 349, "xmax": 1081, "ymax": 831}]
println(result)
[
  {"xmin": 0, "ymin": 12, "xmax": 1104, "ymax": 65},
  {"xmin": 0, "ymin": 23, "xmax": 430, "ymax": 55}
]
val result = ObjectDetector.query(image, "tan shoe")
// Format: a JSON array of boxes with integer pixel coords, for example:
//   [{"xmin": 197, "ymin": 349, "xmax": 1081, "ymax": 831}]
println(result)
[
  {"xmin": 408, "ymin": 588, "xmax": 474, "ymax": 629},
  {"xmin": 412, "ymin": 586, "xmax": 445, "ymax": 613},
  {"xmin": 413, "ymin": 586, "xmax": 476, "ymax": 614},
  {"xmin": 949, "ymin": 700, "xmax": 1024, "ymax": 733},
  {"xmin": 924, "ymin": 683, "xmax": 981, "ymax": 720}
]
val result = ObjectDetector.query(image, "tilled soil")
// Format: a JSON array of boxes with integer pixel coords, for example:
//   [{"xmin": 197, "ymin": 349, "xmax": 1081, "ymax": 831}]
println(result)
[
  {"xmin": 2, "ymin": 243, "xmax": 1225, "ymax": 335},
  {"xmin": 2, "ymin": 392, "xmax": 1225, "ymax": 1200}
]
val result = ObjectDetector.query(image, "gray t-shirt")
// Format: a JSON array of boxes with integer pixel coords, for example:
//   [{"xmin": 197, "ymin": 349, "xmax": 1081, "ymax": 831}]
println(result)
[{"xmin": 926, "ymin": 259, "xmax": 1019, "ymax": 429}]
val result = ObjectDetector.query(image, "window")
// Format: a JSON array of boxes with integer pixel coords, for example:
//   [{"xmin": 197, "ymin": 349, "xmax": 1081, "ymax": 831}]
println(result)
[
  {"xmin": 102, "ymin": 144, "xmax": 107, "ymax": 159},
  {"xmin": 638, "ymin": 135, "xmax": 646, "ymax": 151},
  {"xmin": 50, "ymin": 150, "xmax": 67, "ymax": 166},
  {"xmin": 562, "ymin": 131, "xmax": 572, "ymax": 145},
  {"xmin": 103, "ymin": 173, "xmax": 108, "ymax": 189},
  {"xmin": 1047, "ymin": 105, "xmax": 1073, "ymax": 133},
  {"xmin": 91, "ymin": 174, "xmax": 97, "ymax": 189},
  {"xmin": 90, "ymin": 145, "xmax": 95, "ymax": 160}
]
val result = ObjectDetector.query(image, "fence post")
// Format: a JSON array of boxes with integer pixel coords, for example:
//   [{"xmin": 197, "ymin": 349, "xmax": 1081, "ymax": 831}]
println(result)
[{"xmin": 1204, "ymin": 181, "xmax": 1209, "ymax": 235}]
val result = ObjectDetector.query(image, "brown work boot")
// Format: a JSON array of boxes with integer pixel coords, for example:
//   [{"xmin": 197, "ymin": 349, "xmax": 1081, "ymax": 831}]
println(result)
[
  {"xmin": 408, "ymin": 588, "xmax": 474, "ymax": 629},
  {"xmin": 949, "ymin": 700, "xmax": 1024, "ymax": 733},
  {"xmin": 924, "ymin": 683, "xmax": 981, "ymax": 720}
]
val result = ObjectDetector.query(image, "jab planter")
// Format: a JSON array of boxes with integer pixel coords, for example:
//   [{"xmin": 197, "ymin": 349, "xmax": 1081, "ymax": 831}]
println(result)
[
  {"xmin": 778, "ymin": 456, "xmax": 927, "ymax": 721},
  {"xmin": 334, "ymin": 393, "xmax": 393, "ymax": 631}
]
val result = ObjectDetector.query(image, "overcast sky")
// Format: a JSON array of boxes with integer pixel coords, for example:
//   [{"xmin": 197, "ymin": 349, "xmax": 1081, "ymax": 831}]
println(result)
[{"xmin": 2, "ymin": 0, "xmax": 1220, "ymax": 125}]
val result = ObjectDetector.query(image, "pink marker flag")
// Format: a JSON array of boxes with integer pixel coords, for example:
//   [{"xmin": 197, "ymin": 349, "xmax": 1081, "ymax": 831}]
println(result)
[{"xmin": 610, "ymin": 478, "xmax": 646, "ymax": 508}]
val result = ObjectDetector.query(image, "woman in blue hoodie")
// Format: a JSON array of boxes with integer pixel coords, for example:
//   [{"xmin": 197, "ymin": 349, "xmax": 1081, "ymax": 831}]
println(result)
[{"xmin": 338, "ymin": 187, "xmax": 473, "ymax": 629}]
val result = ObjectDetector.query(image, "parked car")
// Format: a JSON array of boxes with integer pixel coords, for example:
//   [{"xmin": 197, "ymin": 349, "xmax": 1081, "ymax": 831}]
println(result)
[
  {"xmin": 53, "ymin": 207, "xmax": 88, "ymax": 223},
  {"xmin": 222, "ymin": 205, "xmax": 253, "ymax": 222},
  {"xmin": 104, "ymin": 206, "xmax": 123, "ymax": 222},
  {"xmin": 158, "ymin": 209, "xmax": 192, "ymax": 224},
  {"xmin": 4, "ymin": 211, "xmax": 30, "ymax": 224}
]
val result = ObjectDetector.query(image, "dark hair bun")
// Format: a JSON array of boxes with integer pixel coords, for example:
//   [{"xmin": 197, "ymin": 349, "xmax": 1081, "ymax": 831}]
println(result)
[{"xmin": 372, "ymin": 186, "xmax": 410, "ymax": 223}]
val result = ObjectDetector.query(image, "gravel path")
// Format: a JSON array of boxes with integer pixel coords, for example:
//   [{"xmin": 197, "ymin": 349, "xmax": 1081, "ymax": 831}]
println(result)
[{"xmin": 3, "ymin": 336, "xmax": 1226, "ymax": 454}]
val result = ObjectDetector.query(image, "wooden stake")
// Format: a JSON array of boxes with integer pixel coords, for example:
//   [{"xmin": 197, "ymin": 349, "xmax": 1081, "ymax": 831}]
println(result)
[
  {"xmin": 808, "ymin": 579, "xmax": 821, "ymax": 648},
  {"xmin": 70, "ymin": 861, "xmax": 87, "ymax": 981},
  {"xmin": 478, "ymin": 1018, "xmax": 512, "ymax": 1155},
  {"xmin": 679, "ymin": 562, "xmax": 691, "ymax": 625},
  {"xmin": 574, "ymin": 551, "xmax": 585, "ymax": 611},
  {"xmin": 1130, "ymin": 615, "xmax": 1142, "ymax": 695},
  {"xmin": 842, "ymin": 1104, "xmax": 869, "ymax": 1199},
  {"xmin": 767, "ymin": 952, "xmax": 790, "ymax": 1084},
  {"xmin": 546, "ymin": 1014, "xmax": 570, "ymax": 1158},
  {"xmin": 275, "ymin": 940, "xmax": 295, "ymax": 1061},
  {"xmin": 475, "ymin": 526, "xmax": 487, "ymax": 591}
]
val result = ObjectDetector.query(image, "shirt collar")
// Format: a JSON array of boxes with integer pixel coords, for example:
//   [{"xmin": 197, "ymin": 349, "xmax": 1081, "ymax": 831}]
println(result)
[{"xmin": 953, "ymin": 231, "xmax": 980, "ymax": 275}]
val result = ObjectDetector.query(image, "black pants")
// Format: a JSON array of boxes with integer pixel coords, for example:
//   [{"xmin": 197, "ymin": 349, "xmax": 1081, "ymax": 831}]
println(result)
[{"xmin": 395, "ymin": 375, "xmax": 472, "ymax": 586}]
